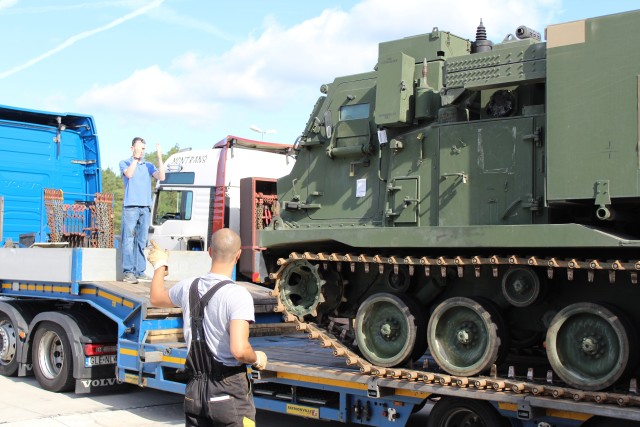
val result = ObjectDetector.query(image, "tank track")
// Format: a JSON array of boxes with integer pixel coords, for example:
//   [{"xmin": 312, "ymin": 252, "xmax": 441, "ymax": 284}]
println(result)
[{"xmin": 268, "ymin": 251, "xmax": 640, "ymax": 409}]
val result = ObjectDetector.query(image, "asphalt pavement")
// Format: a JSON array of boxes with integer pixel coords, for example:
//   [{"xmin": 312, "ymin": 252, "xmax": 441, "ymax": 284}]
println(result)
[
  {"xmin": 0, "ymin": 374, "xmax": 432, "ymax": 426},
  {"xmin": 0, "ymin": 375, "xmax": 182, "ymax": 426}
]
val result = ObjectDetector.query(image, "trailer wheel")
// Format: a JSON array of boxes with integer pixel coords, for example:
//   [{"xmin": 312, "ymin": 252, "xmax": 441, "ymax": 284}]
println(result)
[
  {"xmin": 32, "ymin": 322, "xmax": 74, "ymax": 392},
  {"xmin": 0, "ymin": 313, "xmax": 18, "ymax": 377},
  {"xmin": 427, "ymin": 397, "xmax": 509, "ymax": 427}
]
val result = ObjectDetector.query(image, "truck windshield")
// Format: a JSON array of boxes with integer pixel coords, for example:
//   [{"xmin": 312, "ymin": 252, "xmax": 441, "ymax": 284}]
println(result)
[
  {"xmin": 163, "ymin": 172, "xmax": 195, "ymax": 184},
  {"xmin": 153, "ymin": 190, "xmax": 193, "ymax": 224}
]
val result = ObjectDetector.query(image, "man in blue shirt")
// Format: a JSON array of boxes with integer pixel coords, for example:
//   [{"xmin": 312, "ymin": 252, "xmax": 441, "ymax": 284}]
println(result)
[{"xmin": 119, "ymin": 137, "xmax": 165, "ymax": 284}]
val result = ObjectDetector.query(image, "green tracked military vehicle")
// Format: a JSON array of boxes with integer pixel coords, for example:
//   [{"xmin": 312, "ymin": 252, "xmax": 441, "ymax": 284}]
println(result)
[{"xmin": 259, "ymin": 10, "xmax": 640, "ymax": 392}]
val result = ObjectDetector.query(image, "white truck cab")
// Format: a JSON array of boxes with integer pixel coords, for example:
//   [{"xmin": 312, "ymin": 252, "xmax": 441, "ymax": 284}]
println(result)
[{"xmin": 149, "ymin": 136, "xmax": 293, "ymax": 278}]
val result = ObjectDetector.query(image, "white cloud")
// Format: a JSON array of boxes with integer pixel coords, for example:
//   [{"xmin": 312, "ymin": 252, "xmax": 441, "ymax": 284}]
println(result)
[
  {"xmin": 78, "ymin": 66, "xmax": 221, "ymax": 125},
  {"xmin": 0, "ymin": 0, "xmax": 18, "ymax": 10},
  {"xmin": 76, "ymin": 0, "xmax": 563, "ymax": 126}
]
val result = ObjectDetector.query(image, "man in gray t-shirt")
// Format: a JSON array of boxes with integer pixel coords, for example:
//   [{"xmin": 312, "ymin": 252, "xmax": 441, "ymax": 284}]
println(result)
[
  {"xmin": 149, "ymin": 228, "xmax": 267, "ymax": 427},
  {"xmin": 168, "ymin": 272, "xmax": 255, "ymax": 365}
]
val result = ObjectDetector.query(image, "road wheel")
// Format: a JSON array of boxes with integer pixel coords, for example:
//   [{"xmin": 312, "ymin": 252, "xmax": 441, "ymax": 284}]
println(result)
[
  {"xmin": 356, "ymin": 293, "xmax": 426, "ymax": 367},
  {"xmin": 546, "ymin": 303, "xmax": 636, "ymax": 390},
  {"xmin": 33, "ymin": 322, "xmax": 74, "ymax": 392},
  {"xmin": 427, "ymin": 297, "xmax": 506, "ymax": 377},
  {"xmin": 427, "ymin": 397, "xmax": 509, "ymax": 427},
  {"xmin": 0, "ymin": 313, "xmax": 18, "ymax": 377}
]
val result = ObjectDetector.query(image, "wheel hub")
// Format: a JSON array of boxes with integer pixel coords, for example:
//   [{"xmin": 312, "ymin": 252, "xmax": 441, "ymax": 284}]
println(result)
[
  {"xmin": 379, "ymin": 318, "xmax": 401, "ymax": 341},
  {"xmin": 511, "ymin": 278, "xmax": 529, "ymax": 294},
  {"xmin": 456, "ymin": 322, "xmax": 478, "ymax": 346},
  {"xmin": 38, "ymin": 331, "xmax": 65, "ymax": 379},
  {"xmin": 580, "ymin": 335, "xmax": 605, "ymax": 358},
  {"xmin": 0, "ymin": 321, "xmax": 16, "ymax": 364}
]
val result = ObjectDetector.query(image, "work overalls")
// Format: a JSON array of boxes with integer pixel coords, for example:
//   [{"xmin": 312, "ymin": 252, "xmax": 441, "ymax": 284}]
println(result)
[{"xmin": 183, "ymin": 278, "xmax": 256, "ymax": 427}]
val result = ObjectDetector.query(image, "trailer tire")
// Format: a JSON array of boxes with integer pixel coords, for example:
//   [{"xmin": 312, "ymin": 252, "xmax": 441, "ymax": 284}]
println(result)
[
  {"xmin": 32, "ymin": 322, "xmax": 74, "ymax": 392},
  {"xmin": 0, "ymin": 313, "xmax": 19, "ymax": 377},
  {"xmin": 427, "ymin": 397, "xmax": 509, "ymax": 427}
]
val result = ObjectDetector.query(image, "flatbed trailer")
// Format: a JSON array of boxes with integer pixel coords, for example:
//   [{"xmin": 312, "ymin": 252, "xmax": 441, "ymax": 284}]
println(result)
[{"xmin": 1, "ymin": 248, "xmax": 639, "ymax": 427}]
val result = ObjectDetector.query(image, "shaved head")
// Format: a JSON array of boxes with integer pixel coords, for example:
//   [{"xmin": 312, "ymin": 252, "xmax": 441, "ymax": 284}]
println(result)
[{"xmin": 210, "ymin": 228, "xmax": 241, "ymax": 263}]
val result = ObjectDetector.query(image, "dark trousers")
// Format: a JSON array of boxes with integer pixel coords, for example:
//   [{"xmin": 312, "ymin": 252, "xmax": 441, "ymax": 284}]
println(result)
[{"xmin": 185, "ymin": 371, "xmax": 256, "ymax": 427}]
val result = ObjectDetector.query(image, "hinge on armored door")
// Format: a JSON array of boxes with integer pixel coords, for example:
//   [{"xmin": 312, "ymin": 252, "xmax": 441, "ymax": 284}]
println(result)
[
  {"xmin": 594, "ymin": 180, "xmax": 611, "ymax": 207},
  {"xmin": 523, "ymin": 126, "xmax": 543, "ymax": 147},
  {"xmin": 521, "ymin": 195, "xmax": 542, "ymax": 212},
  {"xmin": 350, "ymin": 158, "xmax": 370, "ymax": 176},
  {"xmin": 441, "ymin": 172, "xmax": 468, "ymax": 184}
]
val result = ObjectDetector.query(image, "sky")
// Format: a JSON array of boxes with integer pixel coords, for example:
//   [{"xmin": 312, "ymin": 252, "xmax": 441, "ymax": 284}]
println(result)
[{"xmin": 0, "ymin": 0, "xmax": 638, "ymax": 173}]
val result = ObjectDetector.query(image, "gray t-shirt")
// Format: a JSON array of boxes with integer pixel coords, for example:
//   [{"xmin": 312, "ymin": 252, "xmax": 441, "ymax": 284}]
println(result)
[{"xmin": 169, "ymin": 272, "xmax": 255, "ymax": 366}]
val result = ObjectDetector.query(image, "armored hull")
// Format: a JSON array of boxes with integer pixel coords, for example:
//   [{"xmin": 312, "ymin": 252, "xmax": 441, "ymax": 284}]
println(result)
[{"xmin": 260, "ymin": 10, "xmax": 640, "ymax": 392}]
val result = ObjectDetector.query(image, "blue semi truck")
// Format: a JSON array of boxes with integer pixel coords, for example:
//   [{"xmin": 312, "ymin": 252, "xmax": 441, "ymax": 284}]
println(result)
[{"xmin": 0, "ymin": 104, "xmax": 639, "ymax": 427}]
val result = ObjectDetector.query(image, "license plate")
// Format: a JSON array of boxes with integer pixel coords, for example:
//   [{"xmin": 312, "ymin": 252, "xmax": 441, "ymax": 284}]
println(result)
[{"xmin": 85, "ymin": 355, "xmax": 117, "ymax": 367}]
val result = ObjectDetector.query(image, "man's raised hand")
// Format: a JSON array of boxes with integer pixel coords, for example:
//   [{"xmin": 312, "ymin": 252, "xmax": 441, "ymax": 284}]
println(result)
[{"xmin": 148, "ymin": 240, "xmax": 169, "ymax": 274}]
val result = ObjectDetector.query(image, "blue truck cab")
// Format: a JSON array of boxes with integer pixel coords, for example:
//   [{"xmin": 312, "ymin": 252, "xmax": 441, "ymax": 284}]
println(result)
[{"xmin": 0, "ymin": 104, "xmax": 100, "ymax": 246}]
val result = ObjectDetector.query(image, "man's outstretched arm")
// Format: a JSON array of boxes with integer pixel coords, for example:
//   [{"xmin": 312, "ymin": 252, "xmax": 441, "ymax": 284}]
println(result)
[{"xmin": 148, "ymin": 241, "xmax": 174, "ymax": 308}]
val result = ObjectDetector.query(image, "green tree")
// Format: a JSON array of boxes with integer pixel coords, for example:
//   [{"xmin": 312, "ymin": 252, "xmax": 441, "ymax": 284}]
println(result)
[{"xmin": 102, "ymin": 167, "xmax": 124, "ymax": 232}]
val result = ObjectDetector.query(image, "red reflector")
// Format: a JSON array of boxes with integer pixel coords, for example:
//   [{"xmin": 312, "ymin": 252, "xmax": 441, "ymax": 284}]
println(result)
[
  {"xmin": 252, "ymin": 273, "xmax": 261, "ymax": 283},
  {"xmin": 84, "ymin": 343, "xmax": 117, "ymax": 356}
]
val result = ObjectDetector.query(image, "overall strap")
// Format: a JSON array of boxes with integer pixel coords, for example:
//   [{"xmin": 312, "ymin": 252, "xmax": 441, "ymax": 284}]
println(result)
[
  {"xmin": 188, "ymin": 279, "xmax": 233, "ymax": 339},
  {"xmin": 199, "ymin": 279, "xmax": 233, "ymax": 310}
]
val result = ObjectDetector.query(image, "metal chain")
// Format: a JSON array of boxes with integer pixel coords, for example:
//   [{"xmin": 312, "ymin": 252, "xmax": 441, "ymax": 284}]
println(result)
[
  {"xmin": 94, "ymin": 193, "xmax": 114, "ymax": 248},
  {"xmin": 44, "ymin": 189, "xmax": 64, "ymax": 243},
  {"xmin": 43, "ymin": 189, "xmax": 114, "ymax": 248},
  {"xmin": 256, "ymin": 203, "xmax": 265, "ymax": 230}
]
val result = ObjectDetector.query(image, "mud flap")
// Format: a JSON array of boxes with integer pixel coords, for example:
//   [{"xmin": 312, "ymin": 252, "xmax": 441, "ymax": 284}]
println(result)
[{"xmin": 75, "ymin": 377, "xmax": 124, "ymax": 394}]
